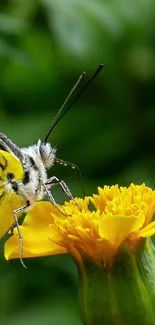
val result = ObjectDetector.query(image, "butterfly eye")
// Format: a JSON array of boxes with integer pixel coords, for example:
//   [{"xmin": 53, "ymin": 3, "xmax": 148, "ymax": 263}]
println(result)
[
  {"xmin": 39, "ymin": 142, "xmax": 54, "ymax": 159},
  {"xmin": 39, "ymin": 144, "xmax": 49, "ymax": 161},
  {"xmin": 38, "ymin": 141, "xmax": 56, "ymax": 168}
]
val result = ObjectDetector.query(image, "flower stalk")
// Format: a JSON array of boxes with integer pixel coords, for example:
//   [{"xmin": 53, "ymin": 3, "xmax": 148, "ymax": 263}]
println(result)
[{"xmin": 78, "ymin": 238, "xmax": 155, "ymax": 325}]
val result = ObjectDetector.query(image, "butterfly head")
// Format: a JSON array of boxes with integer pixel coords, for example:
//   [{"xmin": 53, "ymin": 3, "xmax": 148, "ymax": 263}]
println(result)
[{"xmin": 37, "ymin": 140, "xmax": 56, "ymax": 168}]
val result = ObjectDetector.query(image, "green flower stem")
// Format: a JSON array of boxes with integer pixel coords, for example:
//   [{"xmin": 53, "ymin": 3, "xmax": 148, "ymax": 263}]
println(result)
[{"xmin": 78, "ymin": 239, "xmax": 155, "ymax": 325}]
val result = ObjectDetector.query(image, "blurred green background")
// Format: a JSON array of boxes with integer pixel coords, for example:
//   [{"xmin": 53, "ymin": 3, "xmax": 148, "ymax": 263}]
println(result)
[{"xmin": 1, "ymin": 0, "xmax": 155, "ymax": 324}]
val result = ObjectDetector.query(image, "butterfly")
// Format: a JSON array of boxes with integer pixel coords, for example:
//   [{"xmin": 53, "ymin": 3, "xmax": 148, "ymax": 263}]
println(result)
[{"xmin": 0, "ymin": 64, "xmax": 103, "ymax": 267}]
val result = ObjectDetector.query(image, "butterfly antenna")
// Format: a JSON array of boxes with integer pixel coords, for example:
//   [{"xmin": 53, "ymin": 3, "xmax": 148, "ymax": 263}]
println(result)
[
  {"xmin": 55, "ymin": 158, "xmax": 86, "ymax": 197},
  {"xmin": 44, "ymin": 64, "xmax": 104, "ymax": 143},
  {"xmin": 44, "ymin": 71, "xmax": 86, "ymax": 143}
]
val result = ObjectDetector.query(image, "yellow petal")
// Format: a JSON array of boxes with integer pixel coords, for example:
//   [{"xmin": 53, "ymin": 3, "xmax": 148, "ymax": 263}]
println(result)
[
  {"xmin": 4, "ymin": 226, "xmax": 67, "ymax": 260},
  {"xmin": 144, "ymin": 202, "xmax": 155, "ymax": 225},
  {"xmin": 99, "ymin": 212, "xmax": 145, "ymax": 248},
  {"xmin": 22, "ymin": 201, "xmax": 55, "ymax": 229},
  {"xmin": 130, "ymin": 221, "xmax": 155, "ymax": 239},
  {"xmin": 49, "ymin": 224, "xmax": 66, "ymax": 245},
  {"xmin": 0, "ymin": 159, "xmax": 58, "ymax": 240}
]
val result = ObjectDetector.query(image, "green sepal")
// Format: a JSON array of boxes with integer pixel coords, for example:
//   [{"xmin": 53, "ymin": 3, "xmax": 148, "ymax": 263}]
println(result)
[{"xmin": 78, "ymin": 238, "xmax": 155, "ymax": 325}]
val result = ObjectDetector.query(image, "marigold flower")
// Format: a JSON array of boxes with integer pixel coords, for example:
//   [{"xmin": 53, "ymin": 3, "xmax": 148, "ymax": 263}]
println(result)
[
  {"xmin": 4, "ymin": 183, "xmax": 155, "ymax": 266},
  {"xmin": 4, "ymin": 183, "xmax": 155, "ymax": 325}
]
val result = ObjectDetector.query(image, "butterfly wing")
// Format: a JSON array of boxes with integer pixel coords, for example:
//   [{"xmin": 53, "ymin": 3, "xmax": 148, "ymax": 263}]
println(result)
[
  {"xmin": 0, "ymin": 150, "xmax": 25, "ymax": 238},
  {"xmin": 0, "ymin": 133, "xmax": 24, "ymax": 162}
]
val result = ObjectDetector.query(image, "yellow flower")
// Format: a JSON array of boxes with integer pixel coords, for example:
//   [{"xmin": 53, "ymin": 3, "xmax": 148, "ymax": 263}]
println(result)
[
  {"xmin": 0, "ymin": 150, "xmax": 25, "ymax": 239},
  {"xmin": 4, "ymin": 183, "xmax": 155, "ymax": 267}
]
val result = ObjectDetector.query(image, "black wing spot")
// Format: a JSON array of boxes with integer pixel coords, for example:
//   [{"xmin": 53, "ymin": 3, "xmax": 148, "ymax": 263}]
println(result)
[
  {"xmin": 0, "ymin": 191, "xmax": 5, "ymax": 200},
  {"xmin": 7, "ymin": 173, "xmax": 14, "ymax": 180},
  {"xmin": 7, "ymin": 173, "xmax": 18, "ymax": 192},
  {"xmin": 0, "ymin": 163, "xmax": 5, "ymax": 172},
  {"xmin": 0, "ymin": 155, "xmax": 8, "ymax": 171},
  {"xmin": 30, "ymin": 157, "xmax": 35, "ymax": 166},
  {"xmin": 23, "ymin": 171, "xmax": 30, "ymax": 185},
  {"xmin": 1, "ymin": 155, "xmax": 8, "ymax": 168},
  {"xmin": 12, "ymin": 182, "xmax": 18, "ymax": 192},
  {"xmin": 29, "ymin": 157, "xmax": 38, "ymax": 171},
  {"xmin": 23, "ymin": 156, "xmax": 38, "ymax": 185}
]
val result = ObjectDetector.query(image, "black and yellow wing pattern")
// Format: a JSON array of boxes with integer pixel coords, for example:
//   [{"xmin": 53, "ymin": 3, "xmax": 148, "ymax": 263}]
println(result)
[{"xmin": 0, "ymin": 150, "xmax": 25, "ymax": 238}]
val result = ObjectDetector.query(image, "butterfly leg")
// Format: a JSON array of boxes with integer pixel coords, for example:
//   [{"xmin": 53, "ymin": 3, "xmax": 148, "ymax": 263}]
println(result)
[
  {"xmin": 41, "ymin": 179, "xmax": 67, "ymax": 216},
  {"xmin": 13, "ymin": 202, "xmax": 29, "ymax": 268},
  {"xmin": 45, "ymin": 176, "xmax": 81, "ymax": 210}
]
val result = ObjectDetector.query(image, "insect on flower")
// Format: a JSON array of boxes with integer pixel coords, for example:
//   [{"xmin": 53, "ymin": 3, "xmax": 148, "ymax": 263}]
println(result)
[{"xmin": 0, "ymin": 64, "xmax": 104, "ymax": 267}]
